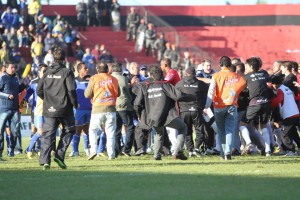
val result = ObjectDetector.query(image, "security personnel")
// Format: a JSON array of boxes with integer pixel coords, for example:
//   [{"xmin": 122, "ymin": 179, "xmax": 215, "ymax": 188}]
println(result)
[{"xmin": 126, "ymin": 7, "xmax": 139, "ymax": 41}]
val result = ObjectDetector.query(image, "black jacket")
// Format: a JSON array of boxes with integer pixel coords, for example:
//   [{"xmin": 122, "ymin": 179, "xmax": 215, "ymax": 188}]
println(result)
[
  {"xmin": 37, "ymin": 63, "xmax": 78, "ymax": 117},
  {"xmin": 134, "ymin": 81, "xmax": 186, "ymax": 129},
  {"xmin": 175, "ymin": 76, "xmax": 208, "ymax": 112}
]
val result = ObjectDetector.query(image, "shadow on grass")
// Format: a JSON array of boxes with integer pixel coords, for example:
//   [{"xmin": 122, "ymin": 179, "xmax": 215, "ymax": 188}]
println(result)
[{"xmin": 0, "ymin": 168, "xmax": 300, "ymax": 200}]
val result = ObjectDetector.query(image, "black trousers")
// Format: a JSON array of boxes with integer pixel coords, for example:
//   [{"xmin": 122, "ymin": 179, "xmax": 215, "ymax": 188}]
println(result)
[
  {"xmin": 282, "ymin": 117, "xmax": 298, "ymax": 151},
  {"xmin": 115, "ymin": 111, "xmax": 135, "ymax": 154},
  {"xmin": 135, "ymin": 126, "xmax": 150, "ymax": 150},
  {"xmin": 39, "ymin": 116, "xmax": 75, "ymax": 165},
  {"xmin": 180, "ymin": 111, "xmax": 204, "ymax": 152}
]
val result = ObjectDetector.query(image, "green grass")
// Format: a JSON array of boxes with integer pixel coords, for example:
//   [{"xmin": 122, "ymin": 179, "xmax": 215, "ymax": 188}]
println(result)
[{"xmin": 1, "ymin": 137, "xmax": 300, "ymax": 200}]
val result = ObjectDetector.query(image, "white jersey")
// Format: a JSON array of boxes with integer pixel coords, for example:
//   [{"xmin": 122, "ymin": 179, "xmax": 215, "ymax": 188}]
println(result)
[{"xmin": 278, "ymin": 84, "xmax": 299, "ymax": 119}]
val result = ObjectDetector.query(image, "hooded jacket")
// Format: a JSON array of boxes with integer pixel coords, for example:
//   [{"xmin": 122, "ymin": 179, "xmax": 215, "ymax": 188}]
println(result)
[
  {"xmin": 175, "ymin": 76, "xmax": 208, "ymax": 112},
  {"xmin": 37, "ymin": 63, "xmax": 78, "ymax": 117}
]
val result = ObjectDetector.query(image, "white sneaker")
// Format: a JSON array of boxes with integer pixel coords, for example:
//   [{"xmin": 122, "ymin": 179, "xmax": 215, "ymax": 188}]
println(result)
[
  {"xmin": 146, "ymin": 148, "xmax": 152, "ymax": 153},
  {"xmin": 266, "ymin": 151, "xmax": 271, "ymax": 157},
  {"xmin": 69, "ymin": 151, "xmax": 79, "ymax": 157},
  {"xmin": 189, "ymin": 152, "xmax": 195, "ymax": 157}
]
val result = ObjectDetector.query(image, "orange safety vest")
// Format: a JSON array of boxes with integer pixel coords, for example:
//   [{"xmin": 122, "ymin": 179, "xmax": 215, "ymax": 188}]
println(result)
[
  {"xmin": 90, "ymin": 73, "xmax": 119, "ymax": 107},
  {"xmin": 212, "ymin": 68, "xmax": 246, "ymax": 108}
]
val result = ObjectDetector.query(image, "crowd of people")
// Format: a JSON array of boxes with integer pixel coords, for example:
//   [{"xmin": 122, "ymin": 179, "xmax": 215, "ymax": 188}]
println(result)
[{"xmin": 1, "ymin": 1, "xmax": 300, "ymax": 171}]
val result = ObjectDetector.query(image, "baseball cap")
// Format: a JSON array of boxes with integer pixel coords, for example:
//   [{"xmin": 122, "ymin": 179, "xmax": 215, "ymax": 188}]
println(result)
[{"xmin": 140, "ymin": 65, "xmax": 147, "ymax": 70}]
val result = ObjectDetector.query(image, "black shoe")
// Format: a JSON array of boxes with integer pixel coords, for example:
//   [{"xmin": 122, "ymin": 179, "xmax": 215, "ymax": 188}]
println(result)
[
  {"xmin": 225, "ymin": 154, "xmax": 232, "ymax": 160},
  {"xmin": 260, "ymin": 149, "xmax": 266, "ymax": 156},
  {"xmin": 134, "ymin": 149, "xmax": 146, "ymax": 156},
  {"xmin": 153, "ymin": 156, "xmax": 162, "ymax": 160},
  {"xmin": 54, "ymin": 157, "xmax": 67, "ymax": 169},
  {"xmin": 172, "ymin": 152, "xmax": 188, "ymax": 160}
]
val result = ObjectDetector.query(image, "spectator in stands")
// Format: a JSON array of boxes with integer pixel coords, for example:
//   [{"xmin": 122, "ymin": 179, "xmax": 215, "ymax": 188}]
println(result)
[
  {"xmin": 163, "ymin": 42, "xmax": 171, "ymax": 59},
  {"xmin": 53, "ymin": 14, "xmax": 65, "ymax": 27},
  {"xmin": 27, "ymin": 0, "xmax": 40, "ymax": 25},
  {"xmin": 87, "ymin": 0, "xmax": 97, "ymax": 27},
  {"xmin": 76, "ymin": 0, "xmax": 88, "ymax": 31},
  {"xmin": 82, "ymin": 48, "xmax": 96, "ymax": 75},
  {"xmin": 20, "ymin": 0, "xmax": 28, "ymax": 25},
  {"xmin": 182, "ymin": 51, "xmax": 191, "ymax": 70},
  {"xmin": 170, "ymin": 44, "xmax": 180, "ymax": 69},
  {"xmin": 75, "ymin": 40, "xmax": 85, "ymax": 60},
  {"xmin": 10, "ymin": 46, "xmax": 21, "ymax": 64},
  {"xmin": 145, "ymin": 23, "xmax": 156, "ymax": 57},
  {"xmin": 7, "ymin": 0, "xmax": 19, "ymax": 10},
  {"xmin": 291, "ymin": 61, "xmax": 300, "ymax": 84},
  {"xmin": 44, "ymin": 49, "xmax": 54, "ymax": 66},
  {"xmin": 17, "ymin": 25, "xmax": 29, "ymax": 47},
  {"xmin": 126, "ymin": 7, "xmax": 139, "ymax": 41},
  {"xmin": 28, "ymin": 24, "xmax": 36, "ymax": 46},
  {"xmin": 7, "ymin": 27, "xmax": 19, "ymax": 49},
  {"xmin": 0, "ymin": 42, "xmax": 9, "ymax": 64},
  {"xmin": 44, "ymin": 32, "xmax": 54, "ymax": 53},
  {"xmin": 91, "ymin": 44, "xmax": 100, "ymax": 61},
  {"xmin": 154, "ymin": 32, "xmax": 167, "ymax": 63},
  {"xmin": 12, "ymin": 9, "xmax": 22, "ymax": 29},
  {"xmin": 111, "ymin": 0, "xmax": 121, "ymax": 31},
  {"xmin": 31, "ymin": 34, "xmax": 43, "ymax": 63},
  {"xmin": 1, "ymin": 7, "xmax": 14, "ymax": 30},
  {"xmin": 99, "ymin": 50, "xmax": 114, "ymax": 63}
]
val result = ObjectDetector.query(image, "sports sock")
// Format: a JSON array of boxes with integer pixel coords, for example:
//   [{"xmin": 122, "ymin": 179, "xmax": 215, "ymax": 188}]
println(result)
[
  {"xmin": 239, "ymin": 126, "xmax": 252, "ymax": 145},
  {"xmin": 83, "ymin": 133, "xmax": 89, "ymax": 150},
  {"xmin": 262, "ymin": 128, "xmax": 271, "ymax": 152},
  {"xmin": 71, "ymin": 134, "xmax": 80, "ymax": 153},
  {"xmin": 27, "ymin": 133, "xmax": 40, "ymax": 152}
]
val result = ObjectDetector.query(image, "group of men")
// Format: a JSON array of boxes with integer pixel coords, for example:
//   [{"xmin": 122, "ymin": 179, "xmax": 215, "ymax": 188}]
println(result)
[{"xmin": 1, "ymin": 47, "xmax": 300, "ymax": 169}]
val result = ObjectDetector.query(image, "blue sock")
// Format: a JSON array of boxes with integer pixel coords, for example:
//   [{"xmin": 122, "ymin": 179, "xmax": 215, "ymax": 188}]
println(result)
[
  {"xmin": 36, "ymin": 138, "xmax": 41, "ymax": 151},
  {"xmin": 71, "ymin": 134, "xmax": 80, "ymax": 152},
  {"xmin": 97, "ymin": 133, "xmax": 106, "ymax": 153},
  {"xmin": 83, "ymin": 133, "xmax": 89, "ymax": 150},
  {"xmin": 27, "ymin": 133, "xmax": 40, "ymax": 152}
]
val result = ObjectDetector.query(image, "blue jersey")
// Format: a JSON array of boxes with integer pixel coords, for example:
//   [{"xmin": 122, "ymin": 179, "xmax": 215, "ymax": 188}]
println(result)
[
  {"xmin": 76, "ymin": 76, "xmax": 92, "ymax": 110},
  {"xmin": 24, "ymin": 78, "xmax": 38, "ymax": 112}
]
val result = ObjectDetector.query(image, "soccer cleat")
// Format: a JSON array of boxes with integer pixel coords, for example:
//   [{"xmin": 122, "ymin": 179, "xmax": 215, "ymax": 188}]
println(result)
[
  {"xmin": 43, "ymin": 164, "xmax": 50, "ymax": 170},
  {"xmin": 225, "ymin": 154, "xmax": 232, "ymax": 160},
  {"xmin": 97, "ymin": 152, "xmax": 108, "ymax": 158},
  {"xmin": 172, "ymin": 152, "xmax": 188, "ymax": 160},
  {"xmin": 68, "ymin": 151, "xmax": 79, "ymax": 157},
  {"xmin": 88, "ymin": 153, "xmax": 97, "ymax": 160},
  {"xmin": 54, "ymin": 157, "xmax": 67, "ymax": 169},
  {"xmin": 189, "ymin": 151, "xmax": 196, "ymax": 157},
  {"xmin": 27, "ymin": 151, "xmax": 34, "ymax": 159}
]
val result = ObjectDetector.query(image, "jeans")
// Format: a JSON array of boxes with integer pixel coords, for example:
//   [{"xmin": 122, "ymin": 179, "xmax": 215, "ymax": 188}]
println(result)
[
  {"xmin": 214, "ymin": 105, "xmax": 237, "ymax": 157},
  {"xmin": 89, "ymin": 112, "xmax": 116, "ymax": 159},
  {"xmin": 116, "ymin": 111, "xmax": 135, "ymax": 154},
  {"xmin": 0, "ymin": 110, "xmax": 20, "ymax": 155}
]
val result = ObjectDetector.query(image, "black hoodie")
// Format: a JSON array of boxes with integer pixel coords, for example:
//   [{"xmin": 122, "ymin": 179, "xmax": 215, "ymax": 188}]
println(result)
[
  {"xmin": 175, "ymin": 76, "xmax": 208, "ymax": 112},
  {"xmin": 37, "ymin": 63, "xmax": 78, "ymax": 117}
]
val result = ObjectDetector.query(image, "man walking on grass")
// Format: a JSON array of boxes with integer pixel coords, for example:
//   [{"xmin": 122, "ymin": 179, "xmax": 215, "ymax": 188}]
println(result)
[{"xmin": 37, "ymin": 47, "xmax": 78, "ymax": 170}]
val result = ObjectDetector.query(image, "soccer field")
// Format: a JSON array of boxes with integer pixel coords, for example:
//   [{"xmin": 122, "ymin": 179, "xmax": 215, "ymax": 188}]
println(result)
[{"xmin": 0, "ymin": 138, "xmax": 300, "ymax": 200}]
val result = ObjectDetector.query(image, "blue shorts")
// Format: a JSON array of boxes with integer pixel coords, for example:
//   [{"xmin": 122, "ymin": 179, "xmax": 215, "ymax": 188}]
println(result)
[
  {"xmin": 75, "ymin": 110, "xmax": 91, "ymax": 126},
  {"xmin": 34, "ymin": 115, "xmax": 44, "ymax": 130}
]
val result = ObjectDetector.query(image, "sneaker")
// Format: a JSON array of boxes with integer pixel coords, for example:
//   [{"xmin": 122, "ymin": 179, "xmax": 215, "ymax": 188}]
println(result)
[
  {"xmin": 172, "ymin": 152, "xmax": 188, "ymax": 160},
  {"xmin": 43, "ymin": 163, "xmax": 50, "ymax": 170},
  {"xmin": 232, "ymin": 148, "xmax": 241, "ymax": 156},
  {"xmin": 88, "ymin": 153, "xmax": 97, "ymax": 160},
  {"xmin": 205, "ymin": 148, "xmax": 214, "ymax": 155},
  {"xmin": 283, "ymin": 151, "xmax": 296, "ymax": 157},
  {"xmin": 53, "ymin": 157, "xmax": 67, "ymax": 169},
  {"xmin": 84, "ymin": 149, "xmax": 90, "ymax": 156},
  {"xmin": 7, "ymin": 148, "xmax": 14, "ymax": 157},
  {"xmin": 189, "ymin": 151, "xmax": 196, "ymax": 157},
  {"xmin": 97, "ymin": 152, "xmax": 108, "ymax": 158},
  {"xmin": 14, "ymin": 149, "xmax": 22, "ymax": 155},
  {"xmin": 260, "ymin": 149, "xmax": 266, "ymax": 156},
  {"xmin": 134, "ymin": 148, "xmax": 146, "ymax": 156},
  {"xmin": 69, "ymin": 151, "xmax": 79, "ymax": 157},
  {"xmin": 266, "ymin": 151, "xmax": 271, "ymax": 157},
  {"xmin": 27, "ymin": 151, "xmax": 34, "ymax": 159},
  {"xmin": 242, "ymin": 143, "xmax": 254, "ymax": 155},
  {"xmin": 146, "ymin": 147, "xmax": 152, "ymax": 153},
  {"xmin": 122, "ymin": 151, "xmax": 131, "ymax": 157},
  {"xmin": 194, "ymin": 149, "xmax": 205, "ymax": 157},
  {"xmin": 225, "ymin": 154, "xmax": 232, "ymax": 160},
  {"xmin": 153, "ymin": 156, "xmax": 162, "ymax": 160}
]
